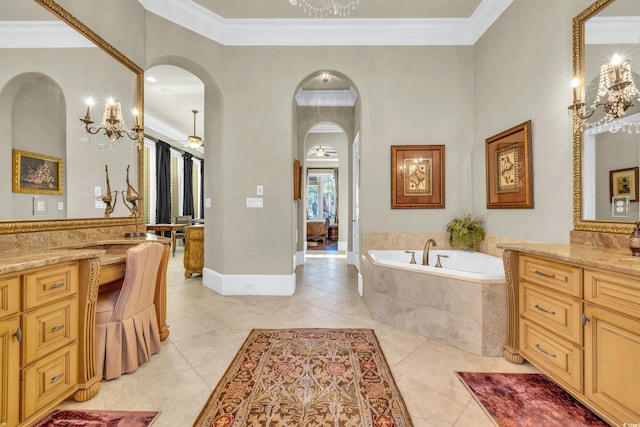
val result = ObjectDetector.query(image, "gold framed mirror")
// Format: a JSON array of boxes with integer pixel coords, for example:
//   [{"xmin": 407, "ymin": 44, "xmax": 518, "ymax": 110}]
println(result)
[
  {"xmin": 573, "ymin": 0, "xmax": 640, "ymax": 233},
  {"xmin": 0, "ymin": 0, "xmax": 143, "ymax": 235}
]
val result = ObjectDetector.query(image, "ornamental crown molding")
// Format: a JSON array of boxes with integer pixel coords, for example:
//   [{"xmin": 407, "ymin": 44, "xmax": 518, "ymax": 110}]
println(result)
[
  {"xmin": 138, "ymin": 0, "xmax": 514, "ymax": 46},
  {"xmin": 0, "ymin": 21, "xmax": 93, "ymax": 48}
]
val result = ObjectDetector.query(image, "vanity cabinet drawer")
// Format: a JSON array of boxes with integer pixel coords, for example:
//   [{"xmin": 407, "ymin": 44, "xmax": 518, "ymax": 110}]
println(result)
[
  {"xmin": 520, "ymin": 255, "xmax": 581, "ymax": 297},
  {"xmin": 520, "ymin": 319, "xmax": 583, "ymax": 393},
  {"xmin": 0, "ymin": 275, "xmax": 20, "ymax": 319},
  {"xmin": 520, "ymin": 283, "xmax": 582, "ymax": 345},
  {"xmin": 23, "ymin": 297, "xmax": 78, "ymax": 366},
  {"xmin": 23, "ymin": 263, "xmax": 79, "ymax": 310},
  {"xmin": 22, "ymin": 342, "xmax": 77, "ymax": 420},
  {"xmin": 99, "ymin": 262, "xmax": 126, "ymax": 285},
  {"xmin": 584, "ymin": 269, "xmax": 640, "ymax": 316}
]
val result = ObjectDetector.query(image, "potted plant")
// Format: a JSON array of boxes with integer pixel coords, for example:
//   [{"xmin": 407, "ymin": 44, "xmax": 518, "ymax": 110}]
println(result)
[{"xmin": 446, "ymin": 214, "xmax": 486, "ymax": 251}]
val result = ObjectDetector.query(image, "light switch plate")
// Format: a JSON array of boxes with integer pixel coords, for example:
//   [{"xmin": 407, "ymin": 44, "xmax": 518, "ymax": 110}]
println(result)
[
  {"xmin": 257, "ymin": 185, "xmax": 264, "ymax": 195},
  {"xmin": 246, "ymin": 198, "xmax": 264, "ymax": 208},
  {"xmin": 205, "ymin": 198, "xmax": 212, "ymax": 208}
]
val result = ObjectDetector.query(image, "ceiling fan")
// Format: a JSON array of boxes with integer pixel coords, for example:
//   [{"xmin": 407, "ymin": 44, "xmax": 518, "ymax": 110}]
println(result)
[{"xmin": 309, "ymin": 145, "xmax": 339, "ymax": 158}]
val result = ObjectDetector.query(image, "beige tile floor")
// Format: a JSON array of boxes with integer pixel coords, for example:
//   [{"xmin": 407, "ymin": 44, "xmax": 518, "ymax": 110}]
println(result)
[{"xmin": 59, "ymin": 247, "xmax": 537, "ymax": 426}]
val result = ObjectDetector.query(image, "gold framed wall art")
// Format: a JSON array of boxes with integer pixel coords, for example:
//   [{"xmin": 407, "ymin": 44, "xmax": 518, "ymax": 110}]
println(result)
[
  {"xmin": 391, "ymin": 145, "xmax": 445, "ymax": 209},
  {"xmin": 485, "ymin": 120, "xmax": 532, "ymax": 208},
  {"xmin": 12, "ymin": 149, "xmax": 63, "ymax": 195}
]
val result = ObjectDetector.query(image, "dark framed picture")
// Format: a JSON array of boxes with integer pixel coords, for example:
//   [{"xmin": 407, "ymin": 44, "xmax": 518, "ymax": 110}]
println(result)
[
  {"xmin": 485, "ymin": 120, "xmax": 533, "ymax": 208},
  {"xmin": 391, "ymin": 145, "xmax": 445, "ymax": 209},
  {"xmin": 610, "ymin": 167, "xmax": 639, "ymax": 202},
  {"xmin": 293, "ymin": 159, "xmax": 302, "ymax": 200},
  {"xmin": 12, "ymin": 149, "xmax": 63, "ymax": 195}
]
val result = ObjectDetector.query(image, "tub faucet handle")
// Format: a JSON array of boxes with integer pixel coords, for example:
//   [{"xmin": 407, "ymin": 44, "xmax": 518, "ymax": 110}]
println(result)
[
  {"xmin": 435, "ymin": 254, "xmax": 449, "ymax": 268},
  {"xmin": 404, "ymin": 250, "xmax": 417, "ymax": 264}
]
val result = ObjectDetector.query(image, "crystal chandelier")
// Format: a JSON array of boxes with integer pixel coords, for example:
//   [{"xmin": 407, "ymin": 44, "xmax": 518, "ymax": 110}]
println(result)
[
  {"xmin": 80, "ymin": 97, "xmax": 143, "ymax": 150},
  {"xmin": 569, "ymin": 54, "xmax": 640, "ymax": 135},
  {"xmin": 289, "ymin": 0, "xmax": 359, "ymax": 18}
]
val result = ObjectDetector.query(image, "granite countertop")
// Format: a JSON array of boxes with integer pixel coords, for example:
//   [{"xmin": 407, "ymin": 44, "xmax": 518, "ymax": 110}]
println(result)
[
  {"xmin": 53, "ymin": 234, "xmax": 169, "ymax": 249},
  {"xmin": 0, "ymin": 248, "xmax": 105, "ymax": 275},
  {"xmin": 0, "ymin": 235, "xmax": 169, "ymax": 274},
  {"xmin": 496, "ymin": 242, "xmax": 640, "ymax": 276}
]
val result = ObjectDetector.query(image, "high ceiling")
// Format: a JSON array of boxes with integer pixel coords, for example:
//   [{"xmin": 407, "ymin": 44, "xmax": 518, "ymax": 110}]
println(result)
[
  {"xmin": 193, "ymin": 0, "xmax": 484, "ymax": 19},
  {"xmin": 141, "ymin": 0, "xmax": 491, "ymax": 153}
]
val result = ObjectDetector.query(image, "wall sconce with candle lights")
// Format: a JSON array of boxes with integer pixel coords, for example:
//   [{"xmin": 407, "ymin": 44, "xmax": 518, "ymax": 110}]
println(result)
[
  {"xmin": 80, "ymin": 97, "xmax": 143, "ymax": 149},
  {"xmin": 569, "ymin": 54, "xmax": 640, "ymax": 134}
]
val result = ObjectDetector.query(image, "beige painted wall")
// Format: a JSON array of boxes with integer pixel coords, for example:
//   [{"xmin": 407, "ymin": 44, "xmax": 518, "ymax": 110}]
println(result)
[
  {"xmin": 472, "ymin": 0, "xmax": 593, "ymax": 242},
  {"xmin": 24, "ymin": 0, "xmax": 603, "ymax": 276}
]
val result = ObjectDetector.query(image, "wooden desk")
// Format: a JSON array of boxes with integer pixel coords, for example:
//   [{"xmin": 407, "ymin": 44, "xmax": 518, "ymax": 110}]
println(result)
[{"xmin": 146, "ymin": 223, "xmax": 186, "ymax": 257}]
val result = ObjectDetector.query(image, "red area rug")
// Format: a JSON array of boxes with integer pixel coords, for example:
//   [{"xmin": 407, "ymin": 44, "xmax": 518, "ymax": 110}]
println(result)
[
  {"xmin": 33, "ymin": 409, "xmax": 160, "ymax": 426},
  {"xmin": 194, "ymin": 328, "xmax": 414, "ymax": 426},
  {"xmin": 456, "ymin": 372, "xmax": 608, "ymax": 427}
]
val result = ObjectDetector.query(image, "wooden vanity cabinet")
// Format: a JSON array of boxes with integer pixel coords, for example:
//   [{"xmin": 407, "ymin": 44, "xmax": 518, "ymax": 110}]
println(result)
[
  {"xmin": 0, "ymin": 262, "xmax": 80, "ymax": 427},
  {"xmin": 514, "ymin": 253, "xmax": 640, "ymax": 426}
]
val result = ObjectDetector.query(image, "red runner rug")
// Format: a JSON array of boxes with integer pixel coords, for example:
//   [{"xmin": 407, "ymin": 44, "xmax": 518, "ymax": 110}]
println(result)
[
  {"xmin": 34, "ymin": 409, "xmax": 159, "ymax": 426},
  {"xmin": 194, "ymin": 328, "xmax": 414, "ymax": 426},
  {"xmin": 456, "ymin": 372, "xmax": 608, "ymax": 427}
]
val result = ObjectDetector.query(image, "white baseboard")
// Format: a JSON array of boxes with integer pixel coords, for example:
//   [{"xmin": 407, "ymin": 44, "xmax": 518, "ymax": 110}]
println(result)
[{"xmin": 202, "ymin": 267, "xmax": 296, "ymax": 296}]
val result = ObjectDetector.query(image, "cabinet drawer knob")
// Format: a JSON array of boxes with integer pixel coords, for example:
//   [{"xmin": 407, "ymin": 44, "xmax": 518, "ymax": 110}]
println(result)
[
  {"xmin": 534, "ymin": 304, "xmax": 556, "ymax": 315},
  {"xmin": 12, "ymin": 327, "xmax": 22, "ymax": 342},
  {"xmin": 582, "ymin": 313, "xmax": 591, "ymax": 325},
  {"xmin": 51, "ymin": 282, "xmax": 65, "ymax": 289},
  {"xmin": 51, "ymin": 373, "xmax": 64, "ymax": 384},
  {"xmin": 51, "ymin": 325, "xmax": 65, "ymax": 333},
  {"xmin": 535, "ymin": 343, "xmax": 557, "ymax": 358},
  {"xmin": 534, "ymin": 270, "xmax": 556, "ymax": 279}
]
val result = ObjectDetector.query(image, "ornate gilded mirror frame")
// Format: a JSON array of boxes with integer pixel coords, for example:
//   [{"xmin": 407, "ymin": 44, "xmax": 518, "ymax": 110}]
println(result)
[
  {"xmin": 0, "ymin": 0, "xmax": 144, "ymax": 235},
  {"xmin": 572, "ymin": 0, "xmax": 634, "ymax": 234}
]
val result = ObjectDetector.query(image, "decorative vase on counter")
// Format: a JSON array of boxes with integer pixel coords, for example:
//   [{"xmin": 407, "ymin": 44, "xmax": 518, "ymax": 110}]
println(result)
[{"xmin": 630, "ymin": 221, "xmax": 640, "ymax": 256}]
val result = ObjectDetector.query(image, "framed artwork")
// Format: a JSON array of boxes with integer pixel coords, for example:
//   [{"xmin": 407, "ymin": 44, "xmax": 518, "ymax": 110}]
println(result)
[
  {"xmin": 12, "ymin": 149, "xmax": 63, "ymax": 195},
  {"xmin": 293, "ymin": 159, "xmax": 302, "ymax": 200},
  {"xmin": 391, "ymin": 145, "xmax": 445, "ymax": 209},
  {"xmin": 485, "ymin": 120, "xmax": 533, "ymax": 208},
  {"xmin": 609, "ymin": 167, "xmax": 638, "ymax": 202}
]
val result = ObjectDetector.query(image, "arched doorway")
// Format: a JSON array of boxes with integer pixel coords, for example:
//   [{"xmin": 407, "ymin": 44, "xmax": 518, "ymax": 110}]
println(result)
[
  {"xmin": 292, "ymin": 71, "xmax": 361, "ymax": 267},
  {"xmin": 143, "ymin": 64, "xmax": 205, "ymax": 226}
]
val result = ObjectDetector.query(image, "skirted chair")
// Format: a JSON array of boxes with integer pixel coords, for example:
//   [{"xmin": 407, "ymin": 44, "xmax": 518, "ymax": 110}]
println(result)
[{"xmin": 95, "ymin": 242, "xmax": 164, "ymax": 380}]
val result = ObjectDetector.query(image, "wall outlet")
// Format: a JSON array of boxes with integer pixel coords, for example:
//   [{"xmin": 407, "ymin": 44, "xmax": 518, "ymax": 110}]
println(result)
[
  {"xmin": 57, "ymin": 202, "xmax": 64, "ymax": 210},
  {"xmin": 94, "ymin": 186, "xmax": 102, "ymax": 197}
]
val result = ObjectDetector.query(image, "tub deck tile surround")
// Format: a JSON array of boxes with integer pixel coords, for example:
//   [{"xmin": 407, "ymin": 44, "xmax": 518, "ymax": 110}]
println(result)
[{"xmin": 362, "ymin": 254, "xmax": 507, "ymax": 357}]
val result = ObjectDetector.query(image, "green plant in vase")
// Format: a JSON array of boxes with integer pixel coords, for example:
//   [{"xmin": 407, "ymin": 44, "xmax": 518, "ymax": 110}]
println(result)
[{"xmin": 446, "ymin": 214, "xmax": 486, "ymax": 251}]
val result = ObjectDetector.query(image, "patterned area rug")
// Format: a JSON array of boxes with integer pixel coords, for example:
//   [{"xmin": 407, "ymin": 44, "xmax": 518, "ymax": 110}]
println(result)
[
  {"xmin": 194, "ymin": 328, "xmax": 414, "ymax": 426},
  {"xmin": 456, "ymin": 372, "xmax": 609, "ymax": 427},
  {"xmin": 33, "ymin": 409, "xmax": 160, "ymax": 426}
]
